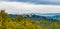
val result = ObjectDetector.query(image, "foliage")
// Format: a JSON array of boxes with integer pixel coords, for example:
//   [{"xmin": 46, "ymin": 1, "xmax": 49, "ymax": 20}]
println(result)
[{"xmin": 0, "ymin": 10, "xmax": 60, "ymax": 29}]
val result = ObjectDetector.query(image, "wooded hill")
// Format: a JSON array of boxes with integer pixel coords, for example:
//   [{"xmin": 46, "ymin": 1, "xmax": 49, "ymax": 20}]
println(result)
[{"xmin": 0, "ymin": 10, "xmax": 60, "ymax": 29}]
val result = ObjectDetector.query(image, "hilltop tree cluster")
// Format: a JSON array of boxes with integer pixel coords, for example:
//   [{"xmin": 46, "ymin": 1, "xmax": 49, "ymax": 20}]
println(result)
[{"xmin": 0, "ymin": 10, "xmax": 60, "ymax": 29}]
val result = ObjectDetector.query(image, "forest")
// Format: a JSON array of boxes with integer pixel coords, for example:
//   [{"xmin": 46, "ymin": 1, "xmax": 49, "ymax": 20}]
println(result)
[{"xmin": 0, "ymin": 10, "xmax": 60, "ymax": 29}]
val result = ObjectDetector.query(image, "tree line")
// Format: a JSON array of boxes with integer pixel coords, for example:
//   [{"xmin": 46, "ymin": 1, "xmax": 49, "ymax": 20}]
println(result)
[{"xmin": 0, "ymin": 10, "xmax": 60, "ymax": 29}]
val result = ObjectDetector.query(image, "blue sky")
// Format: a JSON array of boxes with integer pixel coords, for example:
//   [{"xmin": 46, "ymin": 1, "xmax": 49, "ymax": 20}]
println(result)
[
  {"xmin": 0, "ymin": 0, "xmax": 60, "ymax": 14},
  {"xmin": 0, "ymin": 0, "xmax": 60, "ymax": 5}
]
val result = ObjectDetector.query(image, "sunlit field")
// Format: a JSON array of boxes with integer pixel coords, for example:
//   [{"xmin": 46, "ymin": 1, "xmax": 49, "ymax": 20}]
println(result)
[{"xmin": 0, "ymin": 10, "xmax": 60, "ymax": 29}]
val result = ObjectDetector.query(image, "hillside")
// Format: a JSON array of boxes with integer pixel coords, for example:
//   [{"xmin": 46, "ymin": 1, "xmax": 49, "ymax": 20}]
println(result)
[{"xmin": 0, "ymin": 10, "xmax": 60, "ymax": 29}]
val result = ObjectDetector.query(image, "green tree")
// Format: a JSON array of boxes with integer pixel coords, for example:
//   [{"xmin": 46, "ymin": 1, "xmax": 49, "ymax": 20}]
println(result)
[{"xmin": 15, "ymin": 15, "xmax": 25, "ymax": 22}]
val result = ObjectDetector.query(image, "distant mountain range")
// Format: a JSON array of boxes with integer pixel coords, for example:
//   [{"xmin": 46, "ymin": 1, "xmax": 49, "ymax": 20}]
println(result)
[
  {"xmin": 35, "ymin": 13, "xmax": 60, "ymax": 20},
  {"xmin": 9, "ymin": 13, "xmax": 60, "ymax": 20}
]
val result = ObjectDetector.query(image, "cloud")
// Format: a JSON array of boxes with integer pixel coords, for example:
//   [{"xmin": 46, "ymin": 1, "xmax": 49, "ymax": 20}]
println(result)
[
  {"xmin": 0, "ymin": 0, "xmax": 60, "ymax": 5},
  {"xmin": 0, "ymin": 2, "xmax": 60, "ymax": 14}
]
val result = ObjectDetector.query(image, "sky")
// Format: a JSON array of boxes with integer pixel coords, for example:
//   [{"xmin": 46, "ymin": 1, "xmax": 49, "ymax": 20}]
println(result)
[{"xmin": 0, "ymin": 0, "xmax": 60, "ymax": 14}]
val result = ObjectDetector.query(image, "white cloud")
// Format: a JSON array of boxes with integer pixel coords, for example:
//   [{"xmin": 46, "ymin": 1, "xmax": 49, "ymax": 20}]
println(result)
[
  {"xmin": 0, "ymin": 2, "xmax": 60, "ymax": 14},
  {"xmin": 0, "ymin": 0, "xmax": 60, "ymax": 4}
]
